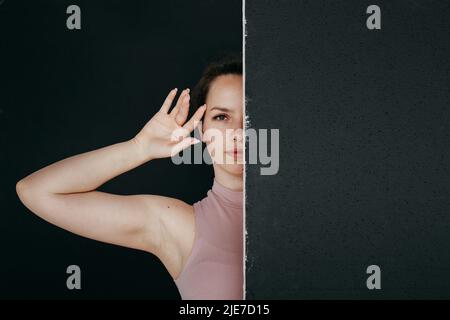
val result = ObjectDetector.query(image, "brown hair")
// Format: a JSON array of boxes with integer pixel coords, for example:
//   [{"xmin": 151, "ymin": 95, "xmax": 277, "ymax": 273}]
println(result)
[{"xmin": 191, "ymin": 53, "xmax": 242, "ymax": 112}]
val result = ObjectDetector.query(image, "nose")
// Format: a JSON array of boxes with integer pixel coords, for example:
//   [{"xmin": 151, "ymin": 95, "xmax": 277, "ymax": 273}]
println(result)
[{"xmin": 232, "ymin": 128, "xmax": 243, "ymax": 143}]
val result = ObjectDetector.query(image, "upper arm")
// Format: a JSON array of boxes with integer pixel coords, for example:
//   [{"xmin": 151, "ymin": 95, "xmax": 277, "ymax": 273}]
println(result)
[{"xmin": 16, "ymin": 182, "xmax": 193, "ymax": 258}]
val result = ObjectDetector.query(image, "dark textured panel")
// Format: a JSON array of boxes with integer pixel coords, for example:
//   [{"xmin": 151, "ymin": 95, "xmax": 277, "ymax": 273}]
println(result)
[{"xmin": 246, "ymin": 0, "xmax": 450, "ymax": 299}]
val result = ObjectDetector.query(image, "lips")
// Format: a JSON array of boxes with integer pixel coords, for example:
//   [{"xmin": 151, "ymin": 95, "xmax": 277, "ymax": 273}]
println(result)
[{"xmin": 226, "ymin": 149, "xmax": 243, "ymax": 157}]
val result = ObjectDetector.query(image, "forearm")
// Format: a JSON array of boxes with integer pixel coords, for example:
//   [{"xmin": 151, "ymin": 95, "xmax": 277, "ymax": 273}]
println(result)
[{"xmin": 18, "ymin": 138, "xmax": 152, "ymax": 194}]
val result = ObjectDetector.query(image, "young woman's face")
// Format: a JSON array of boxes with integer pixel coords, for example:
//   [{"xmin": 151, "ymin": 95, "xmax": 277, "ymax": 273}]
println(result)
[{"xmin": 201, "ymin": 74, "xmax": 243, "ymax": 176}]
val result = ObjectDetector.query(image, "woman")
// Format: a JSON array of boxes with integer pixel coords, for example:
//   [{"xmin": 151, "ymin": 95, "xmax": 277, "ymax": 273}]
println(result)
[{"xmin": 16, "ymin": 55, "xmax": 244, "ymax": 300}]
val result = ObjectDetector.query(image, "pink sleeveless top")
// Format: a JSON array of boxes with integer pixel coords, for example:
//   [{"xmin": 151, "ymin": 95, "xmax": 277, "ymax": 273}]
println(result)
[{"xmin": 174, "ymin": 178, "xmax": 244, "ymax": 300}]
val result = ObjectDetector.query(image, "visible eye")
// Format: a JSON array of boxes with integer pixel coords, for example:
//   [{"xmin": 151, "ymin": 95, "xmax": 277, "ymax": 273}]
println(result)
[{"xmin": 213, "ymin": 114, "xmax": 228, "ymax": 121}]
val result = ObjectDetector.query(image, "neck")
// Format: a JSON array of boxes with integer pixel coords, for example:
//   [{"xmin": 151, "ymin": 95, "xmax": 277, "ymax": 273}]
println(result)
[{"xmin": 213, "ymin": 166, "xmax": 243, "ymax": 191}]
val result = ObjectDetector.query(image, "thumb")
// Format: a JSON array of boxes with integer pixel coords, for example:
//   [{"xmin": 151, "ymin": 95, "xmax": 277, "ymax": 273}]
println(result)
[{"xmin": 170, "ymin": 137, "xmax": 201, "ymax": 157}]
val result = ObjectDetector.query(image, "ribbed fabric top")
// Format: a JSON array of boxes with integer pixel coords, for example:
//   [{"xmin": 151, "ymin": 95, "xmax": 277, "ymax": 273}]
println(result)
[{"xmin": 174, "ymin": 178, "xmax": 244, "ymax": 300}]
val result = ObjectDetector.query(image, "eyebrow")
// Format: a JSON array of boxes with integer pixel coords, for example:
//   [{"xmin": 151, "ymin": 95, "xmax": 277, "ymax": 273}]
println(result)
[{"xmin": 209, "ymin": 106, "xmax": 232, "ymax": 112}]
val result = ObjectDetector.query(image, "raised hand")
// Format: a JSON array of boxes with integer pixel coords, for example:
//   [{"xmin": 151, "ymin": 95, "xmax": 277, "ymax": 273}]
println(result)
[{"xmin": 133, "ymin": 88, "xmax": 207, "ymax": 160}]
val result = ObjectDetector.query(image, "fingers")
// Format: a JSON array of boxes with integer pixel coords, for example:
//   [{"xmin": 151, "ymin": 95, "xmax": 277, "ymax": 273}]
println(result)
[
  {"xmin": 159, "ymin": 88, "xmax": 178, "ymax": 113},
  {"xmin": 170, "ymin": 88, "xmax": 190, "ymax": 118},
  {"xmin": 175, "ymin": 94, "xmax": 190, "ymax": 125},
  {"xmin": 183, "ymin": 104, "xmax": 207, "ymax": 133},
  {"xmin": 170, "ymin": 137, "xmax": 201, "ymax": 157}
]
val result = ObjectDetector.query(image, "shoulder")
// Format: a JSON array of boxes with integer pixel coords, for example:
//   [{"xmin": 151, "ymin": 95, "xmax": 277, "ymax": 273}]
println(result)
[
  {"xmin": 139, "ymin": 194, "xmax": 195, "ymax": 247},
  {"xmin": 140, "ymin": 194, "xmax": 196, "ymax": 279}
]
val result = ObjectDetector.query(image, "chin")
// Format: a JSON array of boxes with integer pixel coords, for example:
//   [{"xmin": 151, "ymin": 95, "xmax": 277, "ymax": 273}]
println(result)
[
  {"xmin": 224, "ymin": 164, "xmax": 244, "ymax": 176},
  {"xmin": 211, "ymin": 152, "xmax": 244, "ymax": 176}
]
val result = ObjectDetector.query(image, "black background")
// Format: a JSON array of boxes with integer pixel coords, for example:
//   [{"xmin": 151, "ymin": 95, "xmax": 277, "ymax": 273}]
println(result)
[
  {"xmin": 2, "ymin": 0, "xmax": 450, "ymax": 301},
  {"xmin": 0, "ymin": 0, "xmax": 242, "ymax": 299},
  {"xmin": 245, "ymin": 0, "xmax": 450, "ymax": 298}
]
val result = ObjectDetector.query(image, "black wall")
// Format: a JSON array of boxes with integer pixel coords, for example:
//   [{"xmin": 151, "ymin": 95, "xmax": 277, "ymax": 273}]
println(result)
[{"xmin": 245, "ymin": 0, "xmax": 450, "ymax": 299}]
